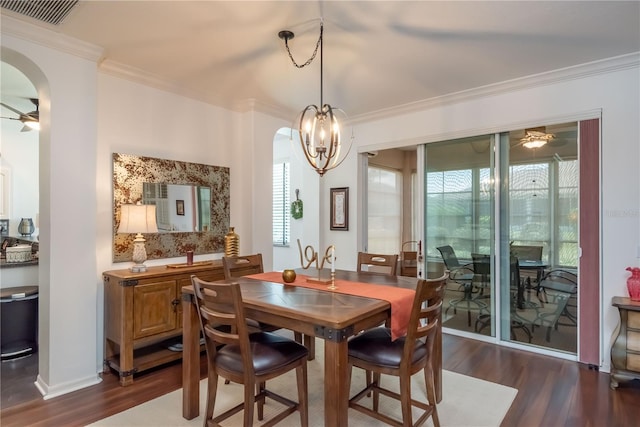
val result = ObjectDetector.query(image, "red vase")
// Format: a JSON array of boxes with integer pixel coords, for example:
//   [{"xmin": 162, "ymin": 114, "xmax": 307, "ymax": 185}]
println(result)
[{"xmin": 626, "ymin": 267, "xmax": 640, "ymax": 301}]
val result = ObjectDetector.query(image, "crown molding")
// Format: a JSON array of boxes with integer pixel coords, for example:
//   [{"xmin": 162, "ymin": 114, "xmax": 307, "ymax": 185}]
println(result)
[
  {"xmin": 350, "ymin": 52, "xmax": 640, "ymax": 124},
  {"xmin": 0, "ymin": 15, "xmax": 103, "ymax": 62}
]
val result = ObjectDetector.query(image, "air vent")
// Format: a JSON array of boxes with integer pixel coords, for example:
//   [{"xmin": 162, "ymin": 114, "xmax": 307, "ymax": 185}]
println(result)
[{"xmin": 1, "ymin": 0, "xmax": 79, "ymax": 26}]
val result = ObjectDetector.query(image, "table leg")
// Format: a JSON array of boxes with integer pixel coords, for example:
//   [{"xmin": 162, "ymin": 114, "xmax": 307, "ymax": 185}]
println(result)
[
  {"xmin": 182, "ymin": 294, "xmax": 200, "ymax": 420},
  {"xmin": 324, "ymin": 339, "xmax": 349, "ymax": 427}
]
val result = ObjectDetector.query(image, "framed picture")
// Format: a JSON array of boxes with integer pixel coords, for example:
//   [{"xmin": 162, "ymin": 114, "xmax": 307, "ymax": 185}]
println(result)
[
  {"xmin": 330, "ymin": 187, "xmax": 349, "ymax": 230},
  {"xmin": 176, "ymin": 200, "xmax": 185, "ymax": 216},
  {"xmin": 0, "ymin": 219, "xmax": 8, "ymax": 236}
]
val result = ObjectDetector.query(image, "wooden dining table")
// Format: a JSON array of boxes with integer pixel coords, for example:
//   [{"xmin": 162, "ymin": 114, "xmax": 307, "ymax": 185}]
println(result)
[{"xmin": 181, "ymin": 269, "xmax": 442, "ymax": 426}]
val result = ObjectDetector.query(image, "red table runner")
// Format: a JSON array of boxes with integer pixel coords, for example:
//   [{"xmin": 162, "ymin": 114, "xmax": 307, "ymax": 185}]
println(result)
[{"xmin": 246, "ymin": 271, "xmax": 415, "ymax": 340}]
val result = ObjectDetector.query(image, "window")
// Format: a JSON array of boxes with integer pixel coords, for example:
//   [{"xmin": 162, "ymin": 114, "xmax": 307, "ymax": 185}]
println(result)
[
  {"xmin": 272, "ymin": 162, "xmax": 290, "ymax": 246},
  {"xmin": 368, "ymin": 166, "xmax": 402, "ymax": 254},
  {"xmin": 426, "ymin": 169, "xmax": 492, "ymax": 259}
]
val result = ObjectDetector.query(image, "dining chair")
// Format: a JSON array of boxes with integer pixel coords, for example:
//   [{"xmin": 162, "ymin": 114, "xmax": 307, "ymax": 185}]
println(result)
[
  {"xmin": 533, "ymin": 269, "xmax": 577, "ymax": 341},
  {"xmin": 357, "ymin": 252, "xmax": 399, "ymax": 275},
  {"xmin": 222, "ymin": 253, "xmax": 265, "ymax": 279},
  {"xmin": 222, "ymin": 253, "xmax": 315, "ymax": 360},
  {"xmin": 191, "ymin": 276, "xmax": 309, "ymax": 427},
  {"xmin": 399, "ymin": 241, "xmax": 418, "ymax": 277},
  {"xmin": 475, "ymin": 256, "xmax": 533, "ymax": 343},
  {"xmin": 510, "ymin": 244, "xmax": 544, "ymax": 299},
  {"xmin": 436, "ymin": 245, "xmax": 475, "ymax": 286},
  {"xmin": 346, "ymin": 273, "xmax": 447, "ymax": 427},
  {"xmin": 438, "ymin": 247, "xmax": 486, "ymax": 327}
]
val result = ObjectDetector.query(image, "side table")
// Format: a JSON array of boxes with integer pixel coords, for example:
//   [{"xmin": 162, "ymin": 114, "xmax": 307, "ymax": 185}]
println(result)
[{"xmin": 610, "ymin": 296, "xmax": 640, "ymax": 389}]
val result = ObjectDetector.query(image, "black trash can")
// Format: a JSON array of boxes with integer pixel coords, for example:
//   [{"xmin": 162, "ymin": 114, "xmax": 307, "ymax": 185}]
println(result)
[{"xmin": 1, "ymin": 286, "xmax": 38, "ymax": 360}]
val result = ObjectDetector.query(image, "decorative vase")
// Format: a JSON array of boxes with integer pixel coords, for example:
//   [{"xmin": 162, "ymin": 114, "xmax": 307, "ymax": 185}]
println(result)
[
  {"xmin": 626, "ymin": 267, "xmax": 640, "ymax": 301},
  {"xmin": 18, "ymin": 218, "xmax": 35, "ymax": 236},
  {"xmin": 282, "ymin": 269, "xmax": 296, "ymax": 283},
  {"xmin": 224, "ymin": 226, "xmax": 239, "ymax": 257}
]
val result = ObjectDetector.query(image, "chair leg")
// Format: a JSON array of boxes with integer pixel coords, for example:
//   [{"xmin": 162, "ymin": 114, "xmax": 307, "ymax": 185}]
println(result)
[
  {"xmin": 424, "ymin": 366, "xmax": 440, "ymax": 427},
  {"xmin": 304, "ymin": 335, "xmax": 315, "ymax": 360},
  {"xmin": 399, "ymin": 374, "xmax": 413, "ymax": 427},
  {"xmin": 296, "ymin": 362, "xmax": 309, "ymax": 427},
  {"xmin": 294, "ymin": 332, "xmax": 315, "ymax": 360},
  {"xmin": 373, "ymin": 372, "xmax": 381, "ymax": 412},
  {"xmin": 204, "ymin": 372, "xmax": 218, "ymax": 427},
  {"xmin": 244, "ymin": 380, "xmax": 255, "ymax": 426},
  {"xmin": 257, "ymin": 381, "xmax": 265, "ymax": 421}
]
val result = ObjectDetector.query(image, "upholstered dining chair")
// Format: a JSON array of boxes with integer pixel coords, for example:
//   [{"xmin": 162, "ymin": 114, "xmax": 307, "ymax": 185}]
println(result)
[
  {"xmin": 191, "ymin": 276, "xmax": 309, "ymax": 427},
  {"xmin": 346, "ymin": 273, "xmax": 447, "ymax": 427},
  {"xmin": 222, "ymin": 253, "xmax": 315, "ymax": 360},
  {"xmin": 357, "ymin": 252, "xmax": 399, "ymax": 276}
]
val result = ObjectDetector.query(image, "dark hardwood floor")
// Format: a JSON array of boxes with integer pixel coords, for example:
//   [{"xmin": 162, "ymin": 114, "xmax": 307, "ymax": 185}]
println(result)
[{"xmin": 1, "ymin": 334, "xmax": 639, "ymax": 427}]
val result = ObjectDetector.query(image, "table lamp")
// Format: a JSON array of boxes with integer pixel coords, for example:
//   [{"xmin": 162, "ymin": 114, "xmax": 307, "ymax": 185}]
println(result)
[{"xmin": 117, "ymin": 203, "xmax": 158, "ymax": 272}]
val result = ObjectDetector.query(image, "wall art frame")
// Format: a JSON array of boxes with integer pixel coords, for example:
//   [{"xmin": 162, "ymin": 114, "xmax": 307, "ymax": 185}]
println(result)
[{"xmin": 330, "ymin": 187, "xmax": 349, "ymax": 231}]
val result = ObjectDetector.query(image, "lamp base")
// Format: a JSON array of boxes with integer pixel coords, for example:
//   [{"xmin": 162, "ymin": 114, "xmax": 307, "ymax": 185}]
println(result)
[{"xmin": 130, "ymin": 264, "xmax": 148, "ymax": 273}]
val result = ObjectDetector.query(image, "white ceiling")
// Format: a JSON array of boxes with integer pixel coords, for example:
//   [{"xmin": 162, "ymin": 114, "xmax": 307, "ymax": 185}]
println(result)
[{"xmin": 1, "ymin": 1, "xmax": 639, "ymax": 120}]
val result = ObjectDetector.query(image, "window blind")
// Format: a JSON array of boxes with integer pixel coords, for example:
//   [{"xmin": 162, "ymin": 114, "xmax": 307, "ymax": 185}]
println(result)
[{"xmin": 272, "ymin": 162, "xmax": 290, "ymax": 246}]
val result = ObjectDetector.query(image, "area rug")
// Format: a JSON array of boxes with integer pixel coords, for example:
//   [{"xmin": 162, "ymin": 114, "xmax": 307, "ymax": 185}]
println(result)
[{"xmin": 90, "ymin": 339, "xmax": 517, "ymax": 427}]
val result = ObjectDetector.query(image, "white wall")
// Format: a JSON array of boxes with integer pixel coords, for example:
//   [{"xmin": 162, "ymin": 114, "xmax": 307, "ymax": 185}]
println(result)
[
  {"xmin": 272, "ymin": 129, "xmax": 321, "ymax": 271},
  {"xmin": 318, "ymin": 54, "xmax": 640, "ymax": 370},
  {"xmin": 2, "ymin": 20, "xmax": 102, "ymax": 398}
]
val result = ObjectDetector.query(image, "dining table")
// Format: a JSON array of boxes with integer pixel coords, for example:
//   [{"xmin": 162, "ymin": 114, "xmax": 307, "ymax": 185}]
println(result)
[{"xmin": 181, "ymin": 268, "xmax": 442, "ymax": 426}]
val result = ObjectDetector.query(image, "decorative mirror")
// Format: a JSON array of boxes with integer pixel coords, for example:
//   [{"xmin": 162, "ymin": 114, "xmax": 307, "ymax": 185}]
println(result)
[{"xmin": 112, "ymin": 153, "xmax": 230, "ymax": 262}]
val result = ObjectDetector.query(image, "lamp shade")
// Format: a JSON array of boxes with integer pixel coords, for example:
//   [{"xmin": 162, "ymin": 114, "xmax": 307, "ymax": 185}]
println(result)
[{"xmin": 117, "ymin": 204, "xmax": 158, "ymax": 234}]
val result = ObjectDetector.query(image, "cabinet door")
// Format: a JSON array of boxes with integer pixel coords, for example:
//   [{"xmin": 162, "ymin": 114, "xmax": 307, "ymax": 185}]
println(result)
[{"xmin": 133, "ymin": 280, "xmax": 178, "ymax": 339}]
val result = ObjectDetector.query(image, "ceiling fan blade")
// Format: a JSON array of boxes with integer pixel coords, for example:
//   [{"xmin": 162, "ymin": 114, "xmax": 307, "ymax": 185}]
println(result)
[
  {"xmin": 20, "ymin": 125, "xmax": 33, "ymax": 132},
  {"xmin": 0, "ymin": 102, "xmax": 26, "ymax": 116}
]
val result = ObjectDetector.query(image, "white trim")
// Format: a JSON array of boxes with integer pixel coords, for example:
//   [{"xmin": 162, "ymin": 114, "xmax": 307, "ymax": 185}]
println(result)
[
  {"xmin": 0, "ymin": 15, "xmax": 103, "ymax": 62},
  {"xmin": 351, "ymin": 53, "xmax": 639, "ymax": 124},
  {"xmin": 0, "ymin": 166, "xmax": 11, "ymax": 219},
  {"xmin": 35, "ymin": 373, "xmax": 102, "ymax": 400},
  {"xmin": 357, "ymin": 109, "xmax": 604, "ymax": 154}
]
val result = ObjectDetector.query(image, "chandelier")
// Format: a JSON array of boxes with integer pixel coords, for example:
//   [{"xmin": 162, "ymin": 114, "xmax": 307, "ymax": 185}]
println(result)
[
  {"xmin": 521, "ymin": 127, "xmax": 554, "ymax": 149},
  {"xmin": 279, "ymin": 21, "xmax": 352, "ymax": 177}
]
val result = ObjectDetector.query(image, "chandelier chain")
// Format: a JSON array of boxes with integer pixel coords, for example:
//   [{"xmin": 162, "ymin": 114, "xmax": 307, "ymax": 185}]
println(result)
[{"xmin": 283, "ymin": 23, "xmax": 323, "ymax": 69}]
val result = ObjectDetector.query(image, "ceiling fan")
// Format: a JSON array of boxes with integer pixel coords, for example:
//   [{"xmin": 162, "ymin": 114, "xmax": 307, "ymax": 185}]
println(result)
[{"xmin": 0, "ymin": 98, "xmax": 40, "ymax": 132}]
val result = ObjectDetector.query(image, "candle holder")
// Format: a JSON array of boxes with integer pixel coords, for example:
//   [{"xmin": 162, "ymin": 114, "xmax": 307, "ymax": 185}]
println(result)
[{"xmin": 327, "ymin": 271, "xmax": 338, "ymax": 290}]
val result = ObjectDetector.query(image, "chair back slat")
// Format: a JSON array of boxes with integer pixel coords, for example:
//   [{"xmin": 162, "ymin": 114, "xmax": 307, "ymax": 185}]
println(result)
[
  {"xmin": 403, "ymin": 273, "xmax": 447, "ymax": 361},
  {"xmin": 192, "ymin": 276, "xmax": 253, "ymax": 371},
  {"xmin": 222, "ymin": 253, "xmax": 264, "ymax": 280},
  {"xmin": 357, "ymin": 252, "xmax": 399, "ymax": 275}
]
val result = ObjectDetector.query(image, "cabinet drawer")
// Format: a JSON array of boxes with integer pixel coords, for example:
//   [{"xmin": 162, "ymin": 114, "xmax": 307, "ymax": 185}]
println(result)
[
  {"xmin": 628, "ymin": 311, "xmax": 640, "ymax": 330},
  {"xmin": 133, "ymin": 280, "xmax": 178, "ymax": 339},
  {"xmin": 628, "ymin": 353, "xmax": 640, "ymax": 372},
  {"xmin": 628, "ymin": 330, "xmax": 640, "ymax": 353}
]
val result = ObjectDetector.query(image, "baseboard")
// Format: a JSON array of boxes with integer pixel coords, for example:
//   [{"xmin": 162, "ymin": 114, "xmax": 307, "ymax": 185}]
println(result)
[{"xmin": 35, "ymin": 373, "xmax": 102, "ymax": 400}]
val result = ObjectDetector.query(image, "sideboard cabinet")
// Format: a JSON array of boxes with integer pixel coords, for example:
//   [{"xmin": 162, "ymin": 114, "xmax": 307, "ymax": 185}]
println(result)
[
  {"xmin": 610, "ymin": 296, "xmax": 640, "ymax": 389},
  {"xmin": 103, "ymin": 262, "xmax": 224, "ymax": 386}
]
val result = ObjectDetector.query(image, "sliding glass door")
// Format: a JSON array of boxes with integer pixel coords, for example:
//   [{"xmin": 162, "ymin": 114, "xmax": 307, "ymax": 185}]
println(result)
[
  {"xmin": 424, "ymin": 135, "xmax": 495, "ymax": 335},
  {"xmin": 425, "ymin": 123, "xmax": 578, "ymax": 355}
]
